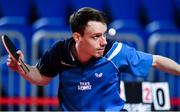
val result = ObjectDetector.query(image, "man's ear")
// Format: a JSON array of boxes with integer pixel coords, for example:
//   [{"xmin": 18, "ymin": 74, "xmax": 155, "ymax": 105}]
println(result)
[{"xmin": 73, "ymin": 32, "xmax": 81, "ymax": 43}]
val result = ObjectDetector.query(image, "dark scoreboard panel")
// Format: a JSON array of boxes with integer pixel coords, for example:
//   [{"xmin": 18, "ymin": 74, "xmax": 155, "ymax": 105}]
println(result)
[{"xmin": 120, "ymin": 82, "xmax": 170, "ymax": 111}]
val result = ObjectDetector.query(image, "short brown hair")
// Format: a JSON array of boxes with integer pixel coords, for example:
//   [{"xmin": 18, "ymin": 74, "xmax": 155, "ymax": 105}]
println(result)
[{"xmin": 69, "ymin": 7, "xmax": 108, "ymax": 36}]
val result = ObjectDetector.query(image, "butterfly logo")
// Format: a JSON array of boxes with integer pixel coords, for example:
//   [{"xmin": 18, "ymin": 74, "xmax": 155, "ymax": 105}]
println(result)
[{"xmin": 95, "ymin": 72, "xmax": 103, "ymax": 78}]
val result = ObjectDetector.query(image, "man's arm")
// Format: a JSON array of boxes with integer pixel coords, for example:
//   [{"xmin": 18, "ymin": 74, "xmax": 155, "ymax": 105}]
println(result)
[
  {"xmin": 7, "ymin": 50, "xmax": 52, "ymax": 86},
  {"xmin": 19, "ymin": 65, "xmax": 52, "ymax": 86},
  {"xmin": 152, "ymin": 55, "xmax": 180, "ymax": 75}
]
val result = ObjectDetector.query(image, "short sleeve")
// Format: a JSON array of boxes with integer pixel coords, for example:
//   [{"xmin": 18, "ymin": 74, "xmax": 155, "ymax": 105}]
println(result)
[
  {"xmin": 108, "ymin": 43, "xmax": 153, "ymax": 77},
  {"xmin": 125, "ymin": 47, "xmax": 153, "ymax": 77},
  {"xmin": 36, "ymin": 41, "xmax": 63, "ymax": 77}
]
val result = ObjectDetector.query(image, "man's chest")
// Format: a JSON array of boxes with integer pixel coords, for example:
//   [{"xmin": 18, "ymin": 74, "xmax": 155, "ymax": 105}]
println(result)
[{"xmin": 60, "ymin": 59, "xmax": 120, "ymax": 90}]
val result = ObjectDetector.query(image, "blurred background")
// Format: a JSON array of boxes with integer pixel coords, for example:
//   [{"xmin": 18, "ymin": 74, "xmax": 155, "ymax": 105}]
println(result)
[{"xmin": 0, "ymin": 0, "xmax": 180, "ymax": 111}]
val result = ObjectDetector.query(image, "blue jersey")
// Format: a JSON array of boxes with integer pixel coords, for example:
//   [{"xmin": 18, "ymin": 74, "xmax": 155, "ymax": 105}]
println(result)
[{"xmin": 37, "ymin": 38, "xmax": 153, "ymax": 111}]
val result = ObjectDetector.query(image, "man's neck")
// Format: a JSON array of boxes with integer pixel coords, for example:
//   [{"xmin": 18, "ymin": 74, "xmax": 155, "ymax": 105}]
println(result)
[{"xmin": 71, "ymin": 43, "xmax": 92, "ymax": 65}]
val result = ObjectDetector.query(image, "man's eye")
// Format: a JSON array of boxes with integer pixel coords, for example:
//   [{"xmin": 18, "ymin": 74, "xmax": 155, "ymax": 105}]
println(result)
[{"xmin": 93, "ymin": 36, "xmax": 100, "ymax": 40}]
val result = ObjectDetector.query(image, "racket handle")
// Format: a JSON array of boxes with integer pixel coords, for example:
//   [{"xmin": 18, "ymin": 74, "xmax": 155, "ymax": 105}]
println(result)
[{"xmin": 19, "ymin": 59, "xmax": 30, "ymax": 74}]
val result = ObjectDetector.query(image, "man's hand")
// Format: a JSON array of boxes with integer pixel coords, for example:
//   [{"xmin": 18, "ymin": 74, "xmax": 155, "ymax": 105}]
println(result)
[{"xmin": 6, "ymin": 50, "xmax": 25, "ymax": 73}]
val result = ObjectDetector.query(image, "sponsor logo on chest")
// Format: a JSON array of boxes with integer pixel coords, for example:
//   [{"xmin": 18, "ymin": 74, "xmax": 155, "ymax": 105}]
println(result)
[
  {"xmin": 78, "ymin": 82, "xmax": 92, "ymax": 91},
  {"xmin": 77, "ymin": 72, "xmax": 104, "ymax": 91}
]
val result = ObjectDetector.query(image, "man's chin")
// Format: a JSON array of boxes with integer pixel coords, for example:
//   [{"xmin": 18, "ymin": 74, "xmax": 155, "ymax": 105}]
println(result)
[{"xmin": 94, "ymin": 53, "xmax": 104, "ymax": 58}]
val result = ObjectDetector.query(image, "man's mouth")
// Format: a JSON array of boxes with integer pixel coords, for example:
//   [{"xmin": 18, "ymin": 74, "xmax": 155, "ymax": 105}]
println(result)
[{"xmin": 97, "ymin": 48, "xmax": 105, "ymax": 52}]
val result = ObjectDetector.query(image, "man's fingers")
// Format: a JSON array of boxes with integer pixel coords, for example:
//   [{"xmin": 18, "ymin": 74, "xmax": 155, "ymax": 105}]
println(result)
[
  {"xmin": 16, "ymin": 50, "xmax": 24, "ymax": 61},
  {"xmin": 6, "ymin": 51, "xmax": 24, "ymax": 72},
  {"xmin": 8, "ymin": 55, "xmax": 15, "ymax": 61},
  {"xmin": 7, "ymin": 55, "xmax": 18, "ymax": 66},
  {"xmin": 7, "ymin": 57, "xmax": 11, "ymax": 62}
]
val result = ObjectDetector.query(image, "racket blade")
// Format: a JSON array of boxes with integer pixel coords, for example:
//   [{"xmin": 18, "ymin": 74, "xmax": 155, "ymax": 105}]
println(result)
[{"xmin": 2, "ymin": 35, "xmax": 19, "ymax": 61}]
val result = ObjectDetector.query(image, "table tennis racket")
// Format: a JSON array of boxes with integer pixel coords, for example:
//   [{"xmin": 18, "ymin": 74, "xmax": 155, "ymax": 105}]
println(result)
[{"xmin": 1, "ymin": 35, "xmax": 29, "ymax": 74}]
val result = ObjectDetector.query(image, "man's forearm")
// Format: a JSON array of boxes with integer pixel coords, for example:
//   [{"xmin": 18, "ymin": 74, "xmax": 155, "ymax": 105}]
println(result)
[
  {"xmin": 18, "ymin": 65, "xmax": 52, "ymax": 86},
  {"xmin": 152, "ymin": 55, "xmax": 180, "ymax": 75}
]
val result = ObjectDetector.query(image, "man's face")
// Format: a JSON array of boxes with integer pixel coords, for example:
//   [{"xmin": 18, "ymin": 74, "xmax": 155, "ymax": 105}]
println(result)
[{"xmin": 77, "ymin": 21, "xmax": 107, "ymax": 58}]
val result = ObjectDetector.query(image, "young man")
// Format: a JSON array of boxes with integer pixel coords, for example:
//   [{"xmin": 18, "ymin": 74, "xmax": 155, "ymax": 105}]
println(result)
[{"xmin": 7, "ymin": 7, "xmax": 180, "ymax": 111}]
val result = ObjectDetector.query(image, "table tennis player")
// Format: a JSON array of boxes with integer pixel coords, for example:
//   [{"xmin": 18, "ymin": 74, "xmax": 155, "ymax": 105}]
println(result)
[{"xmin": 6, "ymin": 7, "xmax": 180, "ymax": 111}]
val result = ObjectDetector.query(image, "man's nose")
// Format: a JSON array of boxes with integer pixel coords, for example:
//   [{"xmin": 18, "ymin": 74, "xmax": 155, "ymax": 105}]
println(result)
[{"xmin": 100, "ymin": 36, "xmax": 107, "ymax": 46}]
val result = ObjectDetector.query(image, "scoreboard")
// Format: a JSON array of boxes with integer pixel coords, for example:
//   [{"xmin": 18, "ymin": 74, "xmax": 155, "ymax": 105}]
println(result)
[{"xmin": 120, "ymin": 82, "xmax": 170, "ymax": 111}]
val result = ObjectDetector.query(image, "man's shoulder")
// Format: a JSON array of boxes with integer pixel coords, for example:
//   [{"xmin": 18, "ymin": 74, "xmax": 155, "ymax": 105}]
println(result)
[
  {"xmin": 53, "ymin": 37, "xmax": 72, "ymax": 47},
  {"xmin": 47, "ymin": 37, "xmax": 72, "ymax": 53},
  {"xmin": 45, "ymin": 37, "xmax": 73, "ymax": 58}
]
